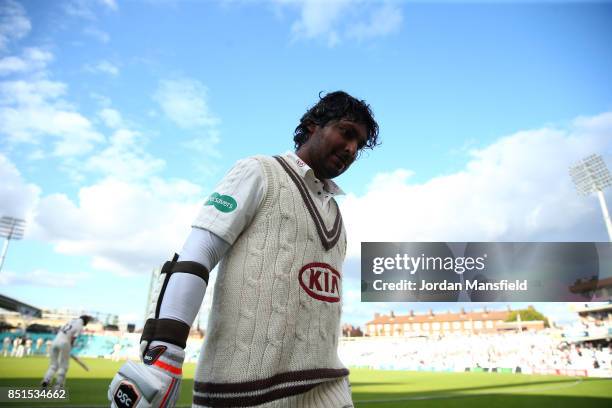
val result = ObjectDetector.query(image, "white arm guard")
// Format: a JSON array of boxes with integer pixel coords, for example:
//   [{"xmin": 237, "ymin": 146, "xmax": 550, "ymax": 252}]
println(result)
[
  {"xmin": 142, "ymin": 228, "xmax": 229, "ymax": 352},
  {"xmin": 140, "ymin": 253, "xmax": 207, "ymax": 350},
  {"xmin": 158, "ymin": 228, "xmax": 229, "ymax": 325}
]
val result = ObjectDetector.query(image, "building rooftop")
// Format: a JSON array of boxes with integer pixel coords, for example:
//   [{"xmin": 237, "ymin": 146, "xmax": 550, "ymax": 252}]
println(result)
[{"xmin": 366, "ymin": 308, "xmax": 511, "ymax": 325}]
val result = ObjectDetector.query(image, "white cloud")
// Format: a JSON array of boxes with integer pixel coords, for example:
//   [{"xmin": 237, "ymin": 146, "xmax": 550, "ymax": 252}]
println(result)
[
  {"xmin": 0, "ymin": 153, "xmax": 40, "ymax": 221},
  {"xmin": 340, "ymin": 111, "xmax": 612, "ymax": 259},
  {"xmin": 26, "ymin": 149, "xmax": 45, "ymax": 161},
  {"xmin": 0, "ymin": 269, "xmax": 90, "ymax": 288},
  {"xmin": 2, "ymin": 102, "xmax": 198, "ymax": 274},
  {"xmin": 0, "ymin": 0, "xmax": 31, "ymax": 51},
  {"xmin": 290, "ymin": 0, "xmax": 351, "ymax": 46},
  {"xmin": 153, "ymin": 78, "xmax": 220, "ymax": 129},
  {"xmin": 64, "ymin": 0, "xmax": 118, "ymax": 20},
  {"xmin": 0, "ymin": 78, "xmax": 65, "ymax": 105},
  {"xmin": 84, "ymin": 128, "xmax": 165, "ymax": 181},
  {"xmin": 181, "ymin": 129, "xmax": 222, "ymax": 158},
  {"xmin": 83, "ymin": 27, "xmax": 110, "ymax": 43},
  {"xmin": 86, "ymin": 60, "xmax": 119, "ymax": 76},
  {"xmin": 281, "ymin": 0, "xmax": 403, "ymax": 46},
  {"xmin": 0, "ymin": 55, "xmax": 28, "ymax": 74},
  {"xmin": 30, "ymin": 177, "xmax": 203, "ymax": 276},
  {"xmin": 98, "ymin": 107, "xmax": 123, "ymax": 128},
  {"xmin": 64, "ymin": 0, "xmax": 96, "ymax": 20},
  {"xmin": 0, "ymin": 78, "xmax": 105, "ymax": 156},
  {"xmin": 0, "ymin": 47, "xmax": 53, "ymax": 76},
  {"xmin": 99, "ymin": 0, "xmax": 119, "ymax": 11},
  {"xmin": 153, "ymin": 78, "xmax": 223, "ymax": 176},
  {"xmin": 90, "ymin": 92, "xmax": 112, "ymax": 107},
  {"xmin": 572, "ymin": 111, "xmax": 612, "ymax": 133},
  {"xmin": 346, "ymin": 3, "xmax": 403, "ymax": 41}
]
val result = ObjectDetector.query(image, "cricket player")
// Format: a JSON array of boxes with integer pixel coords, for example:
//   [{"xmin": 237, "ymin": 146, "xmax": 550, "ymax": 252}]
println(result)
[
  {"xmin": 36, "ymin": 337, "xmax": 44, "ymax": 355},
  {"xmin": 42, "ymin": 315, "xmax": 92, "ymax": 390},
  {"xmin": 109, "ymin": 91, "xmax": 379, "ymax": 407},
  {"xmin": 2, "ymin": 336, "xmax": 10, "ymax": 357},
  {"xmin": 15, "ymin": 336, "xmax": 25, "ymax": 358},
  {"xmin": 25, "ymin": 337, "xmax": 33, "ymax": 356}
]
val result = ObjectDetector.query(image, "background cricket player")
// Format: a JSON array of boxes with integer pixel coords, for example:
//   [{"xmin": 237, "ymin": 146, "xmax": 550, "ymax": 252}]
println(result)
[
  {"xmin": 2, "ymin": 336, "xmax": 9, "ymax": 357},
  {"xmin": 41, "ymin": 314, "xmax": 92, "ymax": 390},
  {"xmin": 108, "ymin": 90, "xmax": 380, "ymax": 407}
]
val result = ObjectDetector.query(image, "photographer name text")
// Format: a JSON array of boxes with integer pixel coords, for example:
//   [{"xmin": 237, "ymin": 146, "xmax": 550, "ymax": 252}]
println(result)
[{"xmin": 372, "ymin": 279, "xmax": 528, "ymax": 291}]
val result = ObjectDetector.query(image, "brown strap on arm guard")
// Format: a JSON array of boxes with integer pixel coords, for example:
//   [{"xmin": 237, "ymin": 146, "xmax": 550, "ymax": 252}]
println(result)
[
  {"xmin": 141, "ymin": 253, "xmax": 209, "ymax": 350},
  {"xmin": 141, "ymin": 318, "xmax": 191, "ymax": 349}
]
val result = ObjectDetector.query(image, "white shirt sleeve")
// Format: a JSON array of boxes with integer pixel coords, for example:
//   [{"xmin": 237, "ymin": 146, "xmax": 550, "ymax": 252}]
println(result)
[
  {"xmin": 180, "ymin": 228, "xmax": 229, "ymax": 270},
  {"xmin": 156, "ymin": 158, "xmax": 265, "ymax": 329},
  {"xmin": 191, "ymin": 157, "xmax": 266, "ymax": 245}
]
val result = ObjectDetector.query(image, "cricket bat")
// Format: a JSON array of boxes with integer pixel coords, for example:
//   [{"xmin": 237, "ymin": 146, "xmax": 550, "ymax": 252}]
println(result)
[{"xmin": 70, "ymin": 354, "xmax": 90, "ymax": 371}]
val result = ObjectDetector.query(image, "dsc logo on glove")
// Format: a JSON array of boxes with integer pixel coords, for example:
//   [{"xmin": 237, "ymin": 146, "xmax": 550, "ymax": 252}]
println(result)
[{"xmin": 114, "ymin": 382, "xmax": 140, "ymax": 408}]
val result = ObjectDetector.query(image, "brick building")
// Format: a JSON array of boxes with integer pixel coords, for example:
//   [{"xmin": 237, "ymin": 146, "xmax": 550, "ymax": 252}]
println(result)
[{"xmin": 365, "ymin": 307, "xmax": 545, "ymax": 337}]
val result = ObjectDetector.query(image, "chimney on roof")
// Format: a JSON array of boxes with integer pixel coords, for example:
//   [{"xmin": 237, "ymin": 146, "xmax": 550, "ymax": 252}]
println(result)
[
  {"xmin": 507, "ymin": 305, "xmax": 512, "ymax": 312},
  {"xmin": 374, "ymin": 313, "xmax": 380, "ymax": 319},
  {"xmin": 409, "ymin": 310, "xmax": 414, "ymax": 317},
  {"xmin": 483, "ymin": 307, "xmax": 488, "ymax": 314},
  {"xmin": 390, "ymin": 310, "xmax": 395, "ymax": 318},
  {"xmin": 460, "ymin": 307, "xmax": 465, "ymax": 314},
  {"xmin": 428, "ymin": 309, "xmax": 434, "ymax": 316}
]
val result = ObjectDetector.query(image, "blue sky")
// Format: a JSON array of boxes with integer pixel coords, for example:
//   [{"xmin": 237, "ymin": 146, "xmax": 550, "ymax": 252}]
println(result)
[{"xmin": 1, "ymin": 0, "xmax": 611, "ymax": 328}]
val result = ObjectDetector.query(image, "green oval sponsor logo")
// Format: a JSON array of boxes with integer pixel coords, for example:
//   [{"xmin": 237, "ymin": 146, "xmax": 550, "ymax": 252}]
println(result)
[{"xmin": 205, "ymin": 192, "xmax": 237, "ymax": 213}]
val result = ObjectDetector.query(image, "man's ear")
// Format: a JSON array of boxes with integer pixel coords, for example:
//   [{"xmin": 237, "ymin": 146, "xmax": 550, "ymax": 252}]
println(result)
[{"xmin": 307, "ymin": 123, "xmax": 317, "ymax": 136}]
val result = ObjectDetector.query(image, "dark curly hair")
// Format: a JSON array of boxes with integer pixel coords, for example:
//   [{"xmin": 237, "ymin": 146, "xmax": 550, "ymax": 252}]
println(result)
[
  {"xmin": 80, "ymin": 315, "xmax": 93, "ymax": 325},
  {"xmin": 294, "ymin": 91, "xmax": 380, "ymax": 153}
]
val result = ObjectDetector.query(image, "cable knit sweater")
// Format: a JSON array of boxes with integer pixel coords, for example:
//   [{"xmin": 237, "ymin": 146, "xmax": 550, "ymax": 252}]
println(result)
[{"xmin": 192, "ymin": 155, "xmax": 350, "ymax": 407}]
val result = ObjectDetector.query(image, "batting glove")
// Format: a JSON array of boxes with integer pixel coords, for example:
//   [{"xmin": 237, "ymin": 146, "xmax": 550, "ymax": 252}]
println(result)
[{"xmin": 109, "ymin": 341, "xmax": 183, "ymax": 408}]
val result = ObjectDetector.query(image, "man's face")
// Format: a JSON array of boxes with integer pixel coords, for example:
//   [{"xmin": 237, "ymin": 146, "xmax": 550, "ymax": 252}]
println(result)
[{"xmin": 300, "ymin": 119, "xmax": 368, "ymax": 179}]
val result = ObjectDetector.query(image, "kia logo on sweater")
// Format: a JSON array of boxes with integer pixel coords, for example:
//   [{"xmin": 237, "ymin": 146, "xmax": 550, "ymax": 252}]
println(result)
[{"xmin": 299, "ymin": 263, "xmax": 341, "ymax": 302}]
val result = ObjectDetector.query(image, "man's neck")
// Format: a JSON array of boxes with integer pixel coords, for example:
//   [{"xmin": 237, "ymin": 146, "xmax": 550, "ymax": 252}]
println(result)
[{"xmin": 295, "ymin": 149, "xmax": 322, "ymax": 180}]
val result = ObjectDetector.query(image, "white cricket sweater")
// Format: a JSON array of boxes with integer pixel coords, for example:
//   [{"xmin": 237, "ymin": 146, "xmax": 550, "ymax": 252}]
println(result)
[{"xmin": 193, "ymin": 155, "xmax": 350, "ymax": 407}]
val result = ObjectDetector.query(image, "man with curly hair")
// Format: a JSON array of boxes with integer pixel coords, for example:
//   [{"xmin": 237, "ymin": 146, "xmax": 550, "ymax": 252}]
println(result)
[{"xmin": 109, "ymin": 91, "xmax": 379, "ymax": 408}]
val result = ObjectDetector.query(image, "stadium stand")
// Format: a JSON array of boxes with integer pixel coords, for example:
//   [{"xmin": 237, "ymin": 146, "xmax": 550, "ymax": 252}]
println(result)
[
  {"xmin": 338, "ymin": 331, "xmax": 611, "ymax": 377},
  {"xmin": 2, "ymin": 304, "xmax": 609, "ymax": 378}
]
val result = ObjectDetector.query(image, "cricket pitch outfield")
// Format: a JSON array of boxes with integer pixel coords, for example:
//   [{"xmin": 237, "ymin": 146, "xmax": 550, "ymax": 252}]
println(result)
[{"xmin": 0, "ymin": 357, "xmax": 611, "ymax": 407}]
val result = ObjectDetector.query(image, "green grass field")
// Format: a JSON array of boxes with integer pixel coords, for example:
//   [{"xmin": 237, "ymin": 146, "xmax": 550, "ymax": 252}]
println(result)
[{"xmin": 0, "ymin": 356, "xmax": 611, "ymax": 407}]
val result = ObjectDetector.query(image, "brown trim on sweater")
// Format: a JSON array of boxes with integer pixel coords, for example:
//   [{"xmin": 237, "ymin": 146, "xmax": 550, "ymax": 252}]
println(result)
[
  {"xmin": 273, "ymin": 156, "xmax": 342, "ymax": 251},
  {"xmin": 193, "ymin": 368, "xmax": 349, "ymax": 407},
  {"xmin": 193, "ymin": 383, "xmax": 319, "ymax": 407},
  {"xmin": 194, "ymin": 367, "xmax": 349, "ymax": 393}
]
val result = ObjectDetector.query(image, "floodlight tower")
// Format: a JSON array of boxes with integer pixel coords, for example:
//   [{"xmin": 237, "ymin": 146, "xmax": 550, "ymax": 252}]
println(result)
[
  {"xmin": 144, "ymin": 266, "xmax": 161, "ymax": 322},
  {"xmin": 569, "ymin": 154, "xmax": 612, "ymax": 241},
  {"xmin": 0, "ymin": 216, "xmax": 26, "ymax": 273}
]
